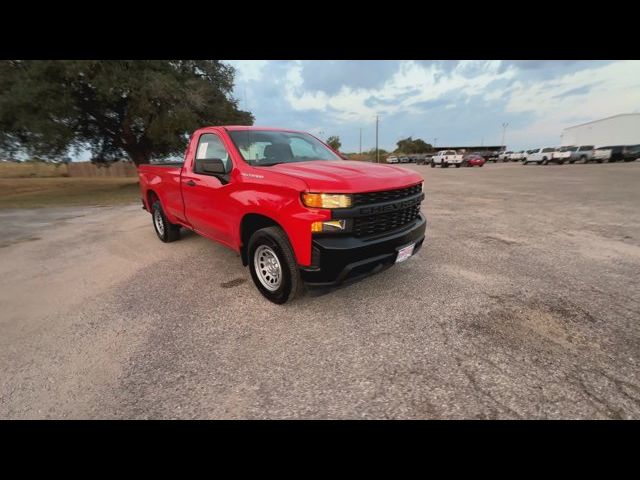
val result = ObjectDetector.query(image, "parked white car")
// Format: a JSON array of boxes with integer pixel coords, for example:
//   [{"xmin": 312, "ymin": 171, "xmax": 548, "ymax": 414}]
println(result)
[
  {"xmin": 551, "ymin": 147, "xmax": 573, "ymax": 163},
  {"xmin": 592, "ymin": 147, "xmax": 612, "ymax": 163},
  {"xmin": 510, "ymin": 150, "xmax": 526, "ymax": 161},
  {"xmin": 498, "ymin": 150, "xmax": 512, "ymax": 162},
  {"xmin": 386, "ymin": 155, "xmax": 399, "ymax": 164},
  {"xmin": 431, "ymin": 150, "xmax": 464, "ymax": 168},
  {"xmin": 523, "ymin": 147, "xmax": 556, "ymax": 165}
]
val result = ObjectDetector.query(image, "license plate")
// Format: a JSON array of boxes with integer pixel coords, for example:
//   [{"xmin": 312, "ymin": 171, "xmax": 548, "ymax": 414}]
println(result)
[{"xmin": 396, "ymin": 243, "xmax": 415, "ymax": 263}]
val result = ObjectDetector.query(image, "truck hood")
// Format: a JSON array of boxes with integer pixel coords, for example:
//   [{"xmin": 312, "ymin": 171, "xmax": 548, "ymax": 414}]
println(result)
[{"xmin": 269, "ymin": 160, "xmax": 422, "ymax": 193}]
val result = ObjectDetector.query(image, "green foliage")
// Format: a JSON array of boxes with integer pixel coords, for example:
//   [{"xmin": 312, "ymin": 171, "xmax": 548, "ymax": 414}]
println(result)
[
  {"xmin": 0, "ymin": 60, "xmax": 253, "ymax": 165},
  {"xmin": 396, "ymin": 137, "xmax": 433, "ymax": 154},
  {"xmin": 326, "ymin": 135, "xmax": 341, "ymax": 151},
  {"xmin": 366, "ymin": 147, "xmax": 389, "ymax": 162}
]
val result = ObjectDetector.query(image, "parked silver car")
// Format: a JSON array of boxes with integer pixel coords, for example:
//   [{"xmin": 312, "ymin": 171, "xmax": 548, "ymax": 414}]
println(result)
[{"xmin": 566, "ymin": 145, "xmax": 595, "ymax": 163}]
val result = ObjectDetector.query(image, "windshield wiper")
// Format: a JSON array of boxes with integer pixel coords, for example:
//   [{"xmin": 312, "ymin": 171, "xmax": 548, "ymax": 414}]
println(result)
[{"xmin": 254, "ymin": 162, "xmax": 286, "ymax": 167}]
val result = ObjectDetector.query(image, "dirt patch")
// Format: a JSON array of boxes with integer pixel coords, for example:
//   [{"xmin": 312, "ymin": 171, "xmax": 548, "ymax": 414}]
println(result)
[
  {"xmin": 0, "ymin": 236, "xmax": 41, "ymax": 248},
  {"xmin": 221, "ymin": 278, "xmax": 247, "ymax": 288},
  {"xmin": 441, "ymin": 264, "xmax": 502, "ymax": 285},
  {"xmin": 484, "ymin": 234, "xmax": 521, "ymax": 246},
  {"xmin": 565, "ymin": 231, "xmax": 640, "ymax": 262}
]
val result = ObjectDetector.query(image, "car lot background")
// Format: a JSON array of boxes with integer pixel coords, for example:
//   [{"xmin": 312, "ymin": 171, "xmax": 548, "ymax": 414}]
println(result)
[{"xmin": 1, "ymin": 162, "xmax": 639, "ymax": 419}]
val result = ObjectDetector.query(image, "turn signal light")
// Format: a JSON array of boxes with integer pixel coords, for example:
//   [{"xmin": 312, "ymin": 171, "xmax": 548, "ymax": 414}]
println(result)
[
  {"xmin": 311, "ymin": 220, "xmax": 346, "ymax": 233},
  {"xmin": 302, "ymin": 193, "xmax": 352, "ymax": 209}
]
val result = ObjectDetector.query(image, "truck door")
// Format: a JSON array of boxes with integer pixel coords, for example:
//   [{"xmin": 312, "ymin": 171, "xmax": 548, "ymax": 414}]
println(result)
[{"xmin": 180, "ymin": 132, "xmax": 235, "ymax": 246}]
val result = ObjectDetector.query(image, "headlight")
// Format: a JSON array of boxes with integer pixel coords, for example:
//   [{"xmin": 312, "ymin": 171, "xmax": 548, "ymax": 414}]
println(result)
[
  {"xmin": 420, "ymin": 181, "xmax": 424, "ymax": 193},
  {"xmin": 302, "ymin": 193, "xmax": 352, "ymax": 209},
  {"xmin": 311, "ymin": 219, "xmax": 346, "ymax": 233}
]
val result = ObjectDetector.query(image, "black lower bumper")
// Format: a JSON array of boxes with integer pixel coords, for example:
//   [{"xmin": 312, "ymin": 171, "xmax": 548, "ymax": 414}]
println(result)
[{"xmin": 300, "ymin": 214, "xmax": 426, "ymax": 288}]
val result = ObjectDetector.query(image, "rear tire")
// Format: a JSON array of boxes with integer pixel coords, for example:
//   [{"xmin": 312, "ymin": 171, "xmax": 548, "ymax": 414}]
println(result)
[
  {"xmin": 248, "ymin": 226, "xmax": 304, "ymax": 304},
  {"xmin": 455, "ymin": 163, "xmax": 461, "ymax": 168},
  {"xmin": 151, "ymin": 200, "xmax": 181, "ymax": 243}
]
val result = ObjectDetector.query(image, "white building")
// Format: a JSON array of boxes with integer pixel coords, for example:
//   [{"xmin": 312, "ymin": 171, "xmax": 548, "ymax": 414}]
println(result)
[{"xmin": 560, "ymin": 113, "xmax": 640, "ymax": 147}]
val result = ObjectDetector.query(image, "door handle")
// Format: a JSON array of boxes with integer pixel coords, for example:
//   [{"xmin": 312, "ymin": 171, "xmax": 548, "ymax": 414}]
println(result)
[{"xmin": 185, "ymin": 180, "xmax": 196, "ymax": 187}]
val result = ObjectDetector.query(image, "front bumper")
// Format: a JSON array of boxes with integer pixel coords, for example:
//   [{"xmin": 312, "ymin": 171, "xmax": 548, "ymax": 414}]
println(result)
[{"xmin": 300, "ymin": 214, "xmax": 427, "ymax": 287}]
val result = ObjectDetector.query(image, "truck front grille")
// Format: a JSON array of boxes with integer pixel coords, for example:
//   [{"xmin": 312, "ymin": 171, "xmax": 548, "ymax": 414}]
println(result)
[
  {"xmin": 352, "ymin": 204, "xmax": 421, "ymax": 237},
  {"xmin": 352, "ymin": 183, "xmax": 421, "ymax": 206}
]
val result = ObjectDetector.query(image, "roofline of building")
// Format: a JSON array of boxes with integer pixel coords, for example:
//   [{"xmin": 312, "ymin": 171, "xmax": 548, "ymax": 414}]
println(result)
[{"xmin": 563, "ymin": 113, "xmax": 640, "ymax": 131}]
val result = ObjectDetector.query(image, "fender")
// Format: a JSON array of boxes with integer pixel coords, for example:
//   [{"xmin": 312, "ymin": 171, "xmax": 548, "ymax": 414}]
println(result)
[{"xmin": 233, "ymin": 181, "xmax": 329, "ymax": 266}]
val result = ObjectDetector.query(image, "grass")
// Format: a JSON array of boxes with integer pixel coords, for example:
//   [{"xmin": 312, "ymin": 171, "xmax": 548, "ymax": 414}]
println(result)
[
  {"xmin": 0, "ymin": 177, "xmax": 140, "ymax": 209},
  {"xmin": 0, "ymin": 161, "xmax": 70, "ymax": 178}
]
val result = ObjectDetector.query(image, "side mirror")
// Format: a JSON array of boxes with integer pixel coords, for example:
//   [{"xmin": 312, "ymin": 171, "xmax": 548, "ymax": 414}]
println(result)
[{"xmin": 195, "ymin": 157, "xmax": 228, "ymax": 175}]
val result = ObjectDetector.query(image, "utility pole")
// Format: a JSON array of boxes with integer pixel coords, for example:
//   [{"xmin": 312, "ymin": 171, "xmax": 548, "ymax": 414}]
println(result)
[
  {"xmin": 501, "ymin": 123, "xmax": 508, "ymax": 150},
  {"xmin": 433, "ymin": 138, "xmax": 438, "ymax": 150},
  {"xmin": 375, "ymin": 115, "xmax": 379, "ymax": 163},
  {"xmin": 359, "ymin": 128, "xmax": 362, "ymax": 155}
]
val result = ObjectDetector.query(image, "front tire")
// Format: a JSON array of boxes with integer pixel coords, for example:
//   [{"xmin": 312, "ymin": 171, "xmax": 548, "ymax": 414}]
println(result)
[
  {"xmin": 248, "ymin": 226, "xmax": 304, "ymax": 304},
  {"xmin": 455, "ymin": 163, "xmax": 461, "ymax": 168},
  {"xmin": 151, "ymin": 200, "xmax": 181, "ymax": 243},
  {"xmin": 430, "ymin": 161, "xmax": 435, "ymax": 168}
]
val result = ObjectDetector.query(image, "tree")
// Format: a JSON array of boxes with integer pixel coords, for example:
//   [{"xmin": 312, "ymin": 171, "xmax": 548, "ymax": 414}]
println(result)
[
  {"xmin": 0, "ymin": 60, "xmax": 253, "ymax": 165},
  {"xmin": 326, "ymin": 135, "xmax": 341, "ymax": 151},
  {"xmin": 396, "ymin": 136, "xmax": 433, "ymax": 154},
  {"xmin": 366, "ymin": 147, "xmax": 388, "ymax": 162}
]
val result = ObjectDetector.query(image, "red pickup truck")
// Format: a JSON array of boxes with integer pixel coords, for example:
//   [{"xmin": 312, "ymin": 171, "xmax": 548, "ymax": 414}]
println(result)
[{"xmin": 138, "ymin": 126, "xmax": 426, "ymax": 303}]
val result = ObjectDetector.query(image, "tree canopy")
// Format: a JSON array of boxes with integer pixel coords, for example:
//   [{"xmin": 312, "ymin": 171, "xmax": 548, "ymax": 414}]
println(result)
[
  {"xmin": 0, "ymin": 60, "xmax": 253, "ymax": 165},
  {"xmin": 326, "ymin": 135, "xmax": 341, "ymax": 151},
  {"xmin": 395, "ymin": 137, "xmax": 433, "ymax": 154}
]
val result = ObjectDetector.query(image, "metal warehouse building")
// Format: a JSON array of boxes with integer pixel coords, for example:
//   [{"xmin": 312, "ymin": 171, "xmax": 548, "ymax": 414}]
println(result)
[{"xmin": 560, "ymin": 113, "xmax": 640, "ymax": 147}]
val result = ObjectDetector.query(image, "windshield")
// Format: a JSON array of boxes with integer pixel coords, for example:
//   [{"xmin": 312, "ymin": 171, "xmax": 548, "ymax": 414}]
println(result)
[{"xmin": 228, "ymin": 130, "xmax": 341, "ymax": 166}]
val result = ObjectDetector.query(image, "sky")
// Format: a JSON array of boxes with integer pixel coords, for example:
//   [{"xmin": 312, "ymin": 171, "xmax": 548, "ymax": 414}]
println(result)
[{"xmin": 225, "ymin": 60, "xmax": 640, "ymax": 152}]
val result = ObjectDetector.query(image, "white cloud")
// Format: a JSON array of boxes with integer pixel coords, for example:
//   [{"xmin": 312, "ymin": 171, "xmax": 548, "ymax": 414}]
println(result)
[
  {"xmin": 504, "ymin": 60, "xmax": 640, "ymax": 147},
  {"xmin": 281, "ymin": 60, "xmax": 517, "ymax": 124},
  {"xmin": 227, "ymin": 60, "xmax": 640, "ymax": 151}
]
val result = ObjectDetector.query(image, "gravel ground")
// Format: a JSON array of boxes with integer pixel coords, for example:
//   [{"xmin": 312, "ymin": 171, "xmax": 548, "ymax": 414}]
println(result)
[{"xmin": 1, "ymin": 161, "xmax": 639, "ymax": 419}]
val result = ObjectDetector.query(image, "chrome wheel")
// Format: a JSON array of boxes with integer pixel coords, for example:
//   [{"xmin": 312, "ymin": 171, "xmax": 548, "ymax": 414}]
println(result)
[
  {"xmin": 154, "ymin": 208, "xmax": 164, "ymax": 236},
  {"xmin": 253, "ymin": 245, "xmax": 282, "ymax": 291}
]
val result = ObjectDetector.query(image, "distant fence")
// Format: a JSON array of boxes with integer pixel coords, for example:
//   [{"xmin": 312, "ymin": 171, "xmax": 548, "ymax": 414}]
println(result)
[{"xmin": 67, "ymin": 161, "xmax": 138, "ymax": 178}]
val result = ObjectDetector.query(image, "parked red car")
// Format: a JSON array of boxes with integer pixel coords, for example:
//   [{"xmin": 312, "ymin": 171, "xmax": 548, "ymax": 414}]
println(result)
[
  {"xmin": 138, "ymin": 126, "xmax": 426, "ymax": 303},
  {"xmin": 464, "ymin": 154, "xmax": 485, "ymax": 167}
]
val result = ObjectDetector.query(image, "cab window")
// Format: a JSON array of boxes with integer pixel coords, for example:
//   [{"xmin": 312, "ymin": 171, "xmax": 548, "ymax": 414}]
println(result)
[{"xmin": 195, "ymin": 134, "xmax": 231, "ymax": 173}]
